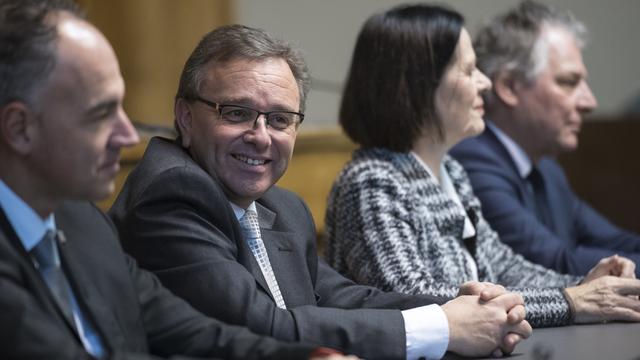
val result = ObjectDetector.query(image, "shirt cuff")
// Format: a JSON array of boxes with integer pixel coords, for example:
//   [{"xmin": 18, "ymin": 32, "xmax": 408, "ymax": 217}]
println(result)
[{"xmin": 402, "ymin": 304, "xmax": 449, "ymax": 360}]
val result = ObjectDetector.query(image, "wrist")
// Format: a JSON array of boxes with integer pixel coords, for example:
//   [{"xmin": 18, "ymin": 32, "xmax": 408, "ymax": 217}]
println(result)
[{"xmin": 561, "ymin": 287, "xmax": 577, "ymax": 324}]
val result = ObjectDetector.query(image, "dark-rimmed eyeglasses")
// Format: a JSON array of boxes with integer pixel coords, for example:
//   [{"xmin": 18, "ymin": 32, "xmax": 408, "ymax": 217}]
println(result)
[{"xmin": 189, "ymin": 96, "xmax": 304, "ymax": 132}]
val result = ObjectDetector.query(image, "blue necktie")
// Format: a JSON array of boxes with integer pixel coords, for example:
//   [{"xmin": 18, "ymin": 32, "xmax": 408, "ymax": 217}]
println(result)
[
  {"xmin": 527, "ymin": 168, "xmax": 553, "ymax": 228},
  {"xmin": 31, "ymin": 230, "xmax": 104, "ymax": 358}
]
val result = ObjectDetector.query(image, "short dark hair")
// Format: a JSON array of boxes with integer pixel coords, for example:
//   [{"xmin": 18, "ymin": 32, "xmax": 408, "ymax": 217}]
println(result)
[
  {"xmin": 339, "ymin": 3, "xmax": 464, "ymax": 151},
  {"xmin": 0, "ymin": 0, "xmax": 82, "ymax": 108},
  {"xmin": 175, "ymin": 24, "xmax": 310, "ymax": 136}
]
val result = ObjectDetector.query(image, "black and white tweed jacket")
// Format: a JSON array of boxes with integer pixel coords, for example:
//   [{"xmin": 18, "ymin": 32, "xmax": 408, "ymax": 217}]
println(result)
[{"xmin": 325, "ymin": 147, "xmax": 583, "ymax": 327}]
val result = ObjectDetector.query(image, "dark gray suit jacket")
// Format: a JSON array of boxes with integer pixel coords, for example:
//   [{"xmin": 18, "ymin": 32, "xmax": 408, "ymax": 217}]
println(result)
[
  {"xmin": 110, "ymin": 137, "xmax": 445, "ymax": 360},
  {"xmin": 0, "ymin": 201, "xmax": 314, "ymax": 360}
]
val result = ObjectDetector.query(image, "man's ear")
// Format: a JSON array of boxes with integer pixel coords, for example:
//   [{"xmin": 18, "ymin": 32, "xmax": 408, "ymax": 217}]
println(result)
[
  {"xmin": 493, "ymin": 71, "xmax": 521, "ymax": 107},
  {"xmin": 0, "ymin": 102, "xmax": 38, "ymax": 155},
  {"xmin": 175, "ymin": 98, "xmax": 193, "ymax": 148}
]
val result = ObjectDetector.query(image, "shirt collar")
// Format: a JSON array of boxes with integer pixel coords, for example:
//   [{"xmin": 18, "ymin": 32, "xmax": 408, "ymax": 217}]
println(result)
[
  {"xmin": 0, "ymin": 180, "xmax": 56, "ymax": 252},
  {"xmin": 487, "ymin": 121, "xmax": 532, "ymax": 178},
  {"xmin": 230, "ymin": 201, "xmax": 258, "ymax": 221}
]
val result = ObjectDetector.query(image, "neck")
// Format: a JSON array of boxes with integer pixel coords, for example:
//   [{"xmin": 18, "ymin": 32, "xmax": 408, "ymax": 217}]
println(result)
[
  {"xmin": 0, "ymin": 160, "xmax": 58, "ymax": 219},
  {"xmin": 411, "ymin": 135, "xmax": 449, "ymax": 181},
  {"xmin": 488, "ymin": 107, "xmax": 543, "ymax": 164}
]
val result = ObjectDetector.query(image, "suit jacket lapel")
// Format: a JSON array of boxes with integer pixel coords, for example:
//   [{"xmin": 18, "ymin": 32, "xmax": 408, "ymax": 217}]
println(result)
[
  {"xmin": 256, "ymin": 202, "xmax": 315, "ymax": 306},
  {"xmin": 484, "ymin": 127, "xmax": 539, "ymax": 214},
  {"xmin": 55, "ymin": 207, "xmax": 123, "ymax": 351},
  {"xmin": 0, "ymin": 207, "xmax": 81, "ymax": 340}
]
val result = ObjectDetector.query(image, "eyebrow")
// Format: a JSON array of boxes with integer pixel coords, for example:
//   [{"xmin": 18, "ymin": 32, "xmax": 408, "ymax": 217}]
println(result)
[
  {"xmin": 220, "ymin": 97, "xmax": 297, "ymax": 112},
  {"xmin": 86, "ymin": 99, "xmax": 119, "ymax": 117}
]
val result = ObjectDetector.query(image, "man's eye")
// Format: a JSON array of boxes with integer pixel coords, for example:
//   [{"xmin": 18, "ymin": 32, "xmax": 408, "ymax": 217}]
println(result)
[
  {"xmin": 223, "ymin": 108, "xmax": 252, "ymax": 121},
  {"xmin": 269, "ymin": 113, "xmax": 293, "ymax": 129},
  {"xmin": 557, "ymin": 77, "xmax": 580, "ymax": 89}
]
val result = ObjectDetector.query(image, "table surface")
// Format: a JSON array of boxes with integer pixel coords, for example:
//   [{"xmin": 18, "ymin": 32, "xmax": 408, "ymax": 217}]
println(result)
[{"xmin": 445, "ymin": 322, "xmax": 640, "ymax": 360}]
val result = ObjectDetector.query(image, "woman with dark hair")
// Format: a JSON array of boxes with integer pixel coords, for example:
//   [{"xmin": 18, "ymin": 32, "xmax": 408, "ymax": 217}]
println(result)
[{"xmin": 326, "ymin": 3, "xmax": 639, "ymax": 329}]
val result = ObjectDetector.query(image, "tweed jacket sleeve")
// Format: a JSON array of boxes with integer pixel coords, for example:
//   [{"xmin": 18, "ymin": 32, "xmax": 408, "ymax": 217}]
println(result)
[{"xmin": 326, "ymin": 148, "xmax": 582, "ymax": 327}]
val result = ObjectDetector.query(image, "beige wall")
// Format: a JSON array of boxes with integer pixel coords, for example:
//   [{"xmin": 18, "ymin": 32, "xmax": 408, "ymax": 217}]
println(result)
[
  {"xmin": 79, "ymin": 0, "xmax": 232, "ymax": 129},
  {"xmin": 235, "ymin": 0, "xmax": 640, "ymax": 128}
]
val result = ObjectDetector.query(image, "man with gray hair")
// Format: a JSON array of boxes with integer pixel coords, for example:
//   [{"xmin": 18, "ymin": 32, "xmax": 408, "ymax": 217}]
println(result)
[{"xmin": 451, "ymin": 0, "xmax": 640, "ymax": 276}]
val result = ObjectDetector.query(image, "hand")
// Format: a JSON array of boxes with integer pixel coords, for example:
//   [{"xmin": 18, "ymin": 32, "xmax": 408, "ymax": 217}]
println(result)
[
  {"xmin": 457, "ymin": 281, "xmax": 526, "ymax": 356},
  {"xmin": 583, "ymin": 255, "xmax": 636, "ymax": 283},
  {"xmin": 564, "ymin": 275, "xmax": 640, "ymax": 323},
  {"xmin": 442, "ymin": 293, "xmax": 532, "ymax": 357}
]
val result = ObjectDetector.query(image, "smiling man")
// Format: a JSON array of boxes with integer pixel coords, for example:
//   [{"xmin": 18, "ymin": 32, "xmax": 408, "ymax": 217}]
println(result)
[
  {"xmin": 451, "ymin": 0, "xmax": 640, "ymax": 276},
  {"xmin": 110, "ymin": 24, "xmax": 534, "ymax": 360},
  {"xmin": 0, "ymin": 0, "xmax": 341, "ymax": 358}
]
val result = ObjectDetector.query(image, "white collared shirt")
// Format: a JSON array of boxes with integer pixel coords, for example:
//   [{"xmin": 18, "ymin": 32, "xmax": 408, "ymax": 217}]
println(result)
[{"xmin": 487, "ymin": 121, "xmax": 532, "ymax": 179}]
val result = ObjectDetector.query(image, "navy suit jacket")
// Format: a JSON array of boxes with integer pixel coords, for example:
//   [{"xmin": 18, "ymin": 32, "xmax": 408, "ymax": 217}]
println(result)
[
  {"xmin": 109, "ymin": 137, "xmax": 445, "ymax": 360},
  {"xmin": 451, "ymin": 126, "xmax": 640, "ymax": 276},
  {"xmin": 0, "ymin": 201, "xmax": 313, "ymax": 360}
]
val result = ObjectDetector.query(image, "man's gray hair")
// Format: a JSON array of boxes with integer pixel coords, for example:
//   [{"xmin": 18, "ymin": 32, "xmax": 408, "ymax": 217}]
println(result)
[
  {"xmin": 174, "ymin": 24, "xmax": 310, "ymax": 137},
  {"xmin": 175, "ymin": 24, "xmax": 310, "ymax": 110},
  {"xmin": 475, "ymin": 0, "xmax": 586, "ymax": 87}
]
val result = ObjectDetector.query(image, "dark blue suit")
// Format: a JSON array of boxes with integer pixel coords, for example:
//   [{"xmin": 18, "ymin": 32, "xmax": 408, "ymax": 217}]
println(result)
[{"xmin": 451, "ymin": 126, "xmax": 640, "ymax": 276}]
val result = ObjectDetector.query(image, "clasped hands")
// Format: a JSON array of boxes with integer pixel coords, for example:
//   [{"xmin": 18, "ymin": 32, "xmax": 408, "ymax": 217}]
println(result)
[{"xmin": 442, "ymin": 281, "xmax": 532, "ymax": 358}]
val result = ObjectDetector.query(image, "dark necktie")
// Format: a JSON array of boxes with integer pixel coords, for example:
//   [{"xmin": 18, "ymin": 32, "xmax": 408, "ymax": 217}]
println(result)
[
  {"xmin": 527, "ymin": 168, "xmax": 553, "ymax": 228},
  {"xmin": 31, "ymin": 230, "xmax": 78, "ymax": 332}
]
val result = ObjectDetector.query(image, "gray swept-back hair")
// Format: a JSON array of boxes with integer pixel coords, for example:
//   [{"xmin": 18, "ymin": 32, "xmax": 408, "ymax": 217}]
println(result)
[{"xmin": 475, "ymin": 0, "xmax": 586, "ymax": 97}]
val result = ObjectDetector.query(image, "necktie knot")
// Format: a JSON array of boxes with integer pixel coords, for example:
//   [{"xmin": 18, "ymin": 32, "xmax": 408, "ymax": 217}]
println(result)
[{"xmin": 239, "ymin": 209, "xmax": 261, "ymax": 238}]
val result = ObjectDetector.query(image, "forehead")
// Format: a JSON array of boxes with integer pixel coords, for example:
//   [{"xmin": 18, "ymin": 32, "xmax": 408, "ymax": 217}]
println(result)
[
  {"xmin": 201, "ymin": 57, "xmax": 300, "ymax": 109},
  {"xmin": 452, "ymin": 28, "xmax": 474, "ymax": 66},
  {"xmin": 541, "ymin": 26, "xmax": 587, "ymax": 75},
  {"xmin": 41, "ymin": 15, "xmax": 123, "ymax": 109}
]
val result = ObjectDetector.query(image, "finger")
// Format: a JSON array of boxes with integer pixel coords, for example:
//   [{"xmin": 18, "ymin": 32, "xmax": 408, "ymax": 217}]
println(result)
[
  {"xmin": 606, "ymin": 305, "xmax": 640, "ymax": 322},
  {"xmin": 617, "ymin": 259, "xmax": 636, "ymax": 279},
  {"xmin": 500, "ymin": 333, "xmax": 522, "ymax": 355},
  {"xmin": 506, "ymin": 304, "xmax": 526, "ymax": 324},
  {"xmin": 610, "ymin": 277, "xmax": 640, "ymax": 296},
  {"xmin": 492, "ymin": 348, "xmax": 503, "ymax": 358},
  {"xmin": 480, "ymin": 284, "xmax": 507, "ymax": 301},
  {"xmin": 459, "ymin": 281, "xmax": 484, "ymax": 296},
  {"xmin": 490, "ymin": 292, "xmax": 525, "ymax": 310},
  {"xmin": 508, "ymin": 319, "xmax": 533, "ymax": 339}
]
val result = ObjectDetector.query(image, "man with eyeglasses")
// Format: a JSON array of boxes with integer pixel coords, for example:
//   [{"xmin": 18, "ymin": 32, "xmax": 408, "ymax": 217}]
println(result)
[
  {"xmin": 110, "ymin": 24, "xmax": 532, "ymax": 360},
  {"xmin": 0, "ymin": 1, "xmax": 357, "ymax": 358}
]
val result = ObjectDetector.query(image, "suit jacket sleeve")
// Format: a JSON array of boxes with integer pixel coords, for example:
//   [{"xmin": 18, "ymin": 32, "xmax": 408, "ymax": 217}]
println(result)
[
  {"xmin": 451, "ymin": 138, "xmax": 640, "ymax": 276},
  {"xmin": 125, "ymin": 254, "xmax": 315, "ymax": 360},
  {"xmin": 110, "ymin": 164, "xmax": 438, "ymax": 360}
]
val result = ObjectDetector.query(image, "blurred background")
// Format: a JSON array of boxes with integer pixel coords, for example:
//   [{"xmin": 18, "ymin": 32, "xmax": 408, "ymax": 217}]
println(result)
[{"xmin": 77, "ymin": 0, "xmax": 640, "ymax": 234}]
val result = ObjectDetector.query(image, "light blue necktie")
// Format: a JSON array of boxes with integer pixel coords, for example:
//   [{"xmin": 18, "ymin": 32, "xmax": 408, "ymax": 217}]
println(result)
[
  {"xmin": 32, "ymin": 230, "xmax": 105, "ymax": 358},
  {"xmin": 239, "ymin": 209, "xmax": 286, "ymax": 309}
]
